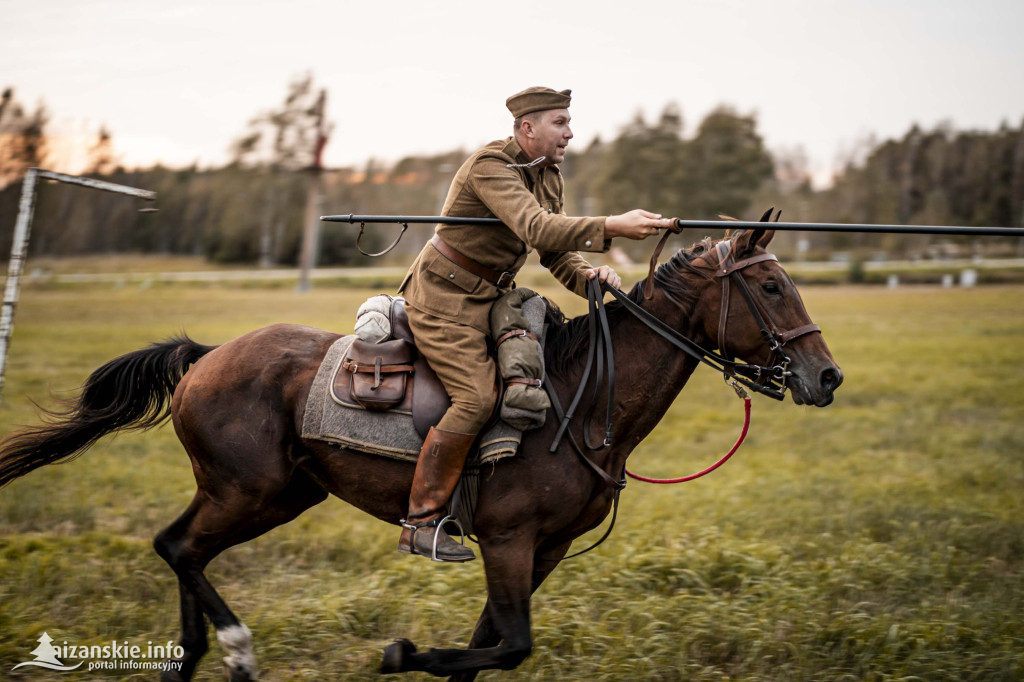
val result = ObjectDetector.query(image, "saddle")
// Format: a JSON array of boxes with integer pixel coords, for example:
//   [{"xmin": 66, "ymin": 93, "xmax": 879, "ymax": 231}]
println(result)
[{"xmin": 330, "ymin": 298, "xmax": 459, "ymax": 438}]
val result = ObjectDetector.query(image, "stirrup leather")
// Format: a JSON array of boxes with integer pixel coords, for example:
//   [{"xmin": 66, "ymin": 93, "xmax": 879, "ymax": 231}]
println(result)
[{"xmin": 400, "ymin": 515, "xmax": 468, "ymax": 562}]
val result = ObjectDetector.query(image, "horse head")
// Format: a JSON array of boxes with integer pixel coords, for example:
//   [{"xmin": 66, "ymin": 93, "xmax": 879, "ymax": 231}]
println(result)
[
  {"xmin": 692, "ymin": 218, "xmax": 843, "ymax": 407},
  {"xmin": 650, "ymin": 209, "xmax": 842, "ymax": 408}
]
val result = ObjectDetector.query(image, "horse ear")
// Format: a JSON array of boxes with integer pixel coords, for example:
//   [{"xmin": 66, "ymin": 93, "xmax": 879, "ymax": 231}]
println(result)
[
  {"xmin": 717, "ymin": 214, "xmax": 739, "ymax": 239},
  {"xmin": 733, "ymin": 228, "xmax": 763, "ymax": 256},
  {"xmin": 726, "ymin": 208, "xmax": 775, "ymax": 254},
  {"xmin": 755, "ymin": 209, "xmax": 780, "ymax": 248}
]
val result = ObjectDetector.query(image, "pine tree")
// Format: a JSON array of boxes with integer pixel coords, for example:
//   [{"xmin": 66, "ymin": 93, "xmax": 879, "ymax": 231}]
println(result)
[{"xmin": 28, "ymin": 632, "xmax": 62, "ymax": 665}]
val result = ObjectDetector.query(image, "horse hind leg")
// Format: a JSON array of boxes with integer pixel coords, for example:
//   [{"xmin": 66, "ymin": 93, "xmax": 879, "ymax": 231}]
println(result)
[
  {"xmin": 154, "ymin": 472, "xmax": 327, "ymax": 681},
  {"xmin": 154, "ymin": 494, "xmax": 255, "ymax": 681},
  {"xmin": 158, "ymin": 584, "xmax": 207, "ymax": 682}
]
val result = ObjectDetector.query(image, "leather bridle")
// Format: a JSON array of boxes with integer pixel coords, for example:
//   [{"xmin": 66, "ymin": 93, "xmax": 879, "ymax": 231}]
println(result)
[
  {"xmin": 710, "ymin": 240, "xmax": 821, "ymax": 399},
  {"xmin": 551, "ymin": 236, "xmax": 824, "ymax": 459},
  {"xmin": 542, "ymin": 236, "xmax": 822, "ymax": 561},
  {"xmin": 602, "ymin": 238, "xmax": 820, "ymax": 406}
]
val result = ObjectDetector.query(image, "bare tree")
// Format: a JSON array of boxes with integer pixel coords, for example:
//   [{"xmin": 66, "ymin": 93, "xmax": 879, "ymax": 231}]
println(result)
[
  {"xmin": 230, "ymin": 74, "xmax": 333, "ymax": 266},
  {"xmin": 86, "ymin": 125, "xmax": 117, "ymax": 176},
  {"xmin": 0, "ymin": 88, "xmax": 48, "ymax": 189}
]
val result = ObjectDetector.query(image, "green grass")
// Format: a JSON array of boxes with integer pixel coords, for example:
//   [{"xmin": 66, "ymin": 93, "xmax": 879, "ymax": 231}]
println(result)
[
  {"xmin": 26, "ymin": 254, "xmax": 217, "ymax": 274},
  {"xmin": 1, "ymin": 283, "xmax": 1022, "ymax": 680}
]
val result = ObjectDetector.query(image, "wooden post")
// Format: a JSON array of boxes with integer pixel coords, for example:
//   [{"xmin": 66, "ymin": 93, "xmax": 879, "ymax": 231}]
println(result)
[
  {"xmin": 296, "ymin": 169, "xmax": 323, "ymax": 292},
  {"xmin": 296, "ymin": 89, "xmax": 329, "ymax": 292}
]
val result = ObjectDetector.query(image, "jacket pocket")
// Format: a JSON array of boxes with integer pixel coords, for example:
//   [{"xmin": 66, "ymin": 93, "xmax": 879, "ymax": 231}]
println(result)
[{"xmin": 423, "ymin": 247, "xmax": 482, "ymax": 294}]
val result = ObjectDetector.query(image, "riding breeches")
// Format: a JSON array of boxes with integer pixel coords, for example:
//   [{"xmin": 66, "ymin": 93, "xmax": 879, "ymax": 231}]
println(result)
[{"xmin": 405, "ymin": 304, "xmax": 498, "ymax": 435}]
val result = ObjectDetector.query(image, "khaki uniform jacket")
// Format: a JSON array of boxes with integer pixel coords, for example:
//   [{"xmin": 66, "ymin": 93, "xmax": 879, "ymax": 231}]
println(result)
[{"xmin": 400, "ymin": 137, "xmax": 608, "ymax": 334}]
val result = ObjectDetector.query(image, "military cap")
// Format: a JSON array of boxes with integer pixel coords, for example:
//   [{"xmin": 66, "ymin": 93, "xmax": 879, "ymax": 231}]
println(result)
[{"xmin": 506, "ymin": 87, "xmax": 572, "ymax": 118}]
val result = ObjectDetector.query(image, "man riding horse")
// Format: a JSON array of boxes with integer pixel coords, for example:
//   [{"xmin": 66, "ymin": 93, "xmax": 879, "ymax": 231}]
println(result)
[{"xmin": 397, "ymin": 86, "xmax": 677, "ymax": 561}]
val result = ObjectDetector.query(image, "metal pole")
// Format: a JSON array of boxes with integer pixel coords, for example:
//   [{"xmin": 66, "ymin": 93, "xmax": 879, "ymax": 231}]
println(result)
[
  {"xmin": 322, "ymin": 214, "xmax": 490, "ymax": 225},
  {"xmin": 35, "ymin": 169, "xmax": 156, "ymax": 200},
  {"xmin": 0, "ymin": 169, "xmax": 40, "ymax": 404},
  {"xmin": 0, "ymin": 168, "xmax": 156, "ymax": 405},
  {"xmin": 321, "ymin": 214, "xmax": 1024, "ymax": 237},
  {"xmin": 673, "ymin": 219, "xmax": 1023, "ymax": 237}
]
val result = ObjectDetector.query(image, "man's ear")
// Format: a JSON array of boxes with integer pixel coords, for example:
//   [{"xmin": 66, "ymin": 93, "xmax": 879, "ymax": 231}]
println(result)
[{"xmin": 519, "ymin": 118, "xmax": 535, "ymax": 139}]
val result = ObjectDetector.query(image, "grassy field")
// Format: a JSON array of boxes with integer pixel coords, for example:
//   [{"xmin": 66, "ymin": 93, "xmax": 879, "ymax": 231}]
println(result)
[{"xmin": 0, "ymin": 280, "xmax": 1022, "ymax": 681}]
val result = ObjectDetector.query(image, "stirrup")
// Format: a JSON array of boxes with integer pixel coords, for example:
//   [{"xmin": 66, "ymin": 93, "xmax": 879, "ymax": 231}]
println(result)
[{"xmin": 400, "ymin": 515, "xmax": 468, "ymax": 562}]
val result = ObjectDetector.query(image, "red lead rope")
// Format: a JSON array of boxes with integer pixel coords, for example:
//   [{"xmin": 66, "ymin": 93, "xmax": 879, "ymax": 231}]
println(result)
[{"xmin": 625, "ymin": 397, "xmax": 752, "ymax": 484}]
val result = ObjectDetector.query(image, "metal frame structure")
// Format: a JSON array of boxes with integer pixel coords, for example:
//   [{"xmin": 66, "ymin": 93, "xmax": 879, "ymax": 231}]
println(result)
[{"xmin": 0, "ymin": 168, "xmax": 156, "ymax": 404}]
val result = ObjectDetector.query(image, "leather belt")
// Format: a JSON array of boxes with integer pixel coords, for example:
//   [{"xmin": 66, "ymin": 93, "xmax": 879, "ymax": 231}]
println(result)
[{"xmin": 430, "ymin": 234, "xmax": 515, "ymax": 288}]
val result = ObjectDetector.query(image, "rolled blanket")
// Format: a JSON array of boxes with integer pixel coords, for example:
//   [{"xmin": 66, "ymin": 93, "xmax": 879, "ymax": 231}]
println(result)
[
  {"xmin": 490, "ymin": 288, "xmax": 549, "ymax": 431},
  {"xmin": 354, "ymin": 294, "xmax": 401, "ymax": 343}
]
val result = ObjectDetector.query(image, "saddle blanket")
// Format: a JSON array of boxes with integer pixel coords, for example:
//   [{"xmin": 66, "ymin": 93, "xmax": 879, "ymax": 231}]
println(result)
[{"xmin": 301, "ymin": 334, "xmax": 522, "ymax": 467}]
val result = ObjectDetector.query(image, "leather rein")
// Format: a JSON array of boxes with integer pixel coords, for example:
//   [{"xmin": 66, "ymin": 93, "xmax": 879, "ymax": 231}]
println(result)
[{"xmin": 543, "ymin": 234, "xmax": 821, "ymax": 561}]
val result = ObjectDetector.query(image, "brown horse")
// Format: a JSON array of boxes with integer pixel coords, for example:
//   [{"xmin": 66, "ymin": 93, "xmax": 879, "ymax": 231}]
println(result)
[{"xmin": 0, "ymin": 227, "xmax": 841, "ymax": 681}]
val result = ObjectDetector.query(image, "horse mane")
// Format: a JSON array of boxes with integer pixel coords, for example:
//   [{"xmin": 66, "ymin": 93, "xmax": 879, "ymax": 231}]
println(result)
[{"xmin": 544, "ymin": 237, "xmax": 718, "ymax": 379}]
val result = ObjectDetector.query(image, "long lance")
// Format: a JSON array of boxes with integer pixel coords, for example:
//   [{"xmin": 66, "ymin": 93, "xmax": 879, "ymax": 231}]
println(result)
[{"xmin": 321, "ymin": 214, "xmax": 1024, "ymax": 238}]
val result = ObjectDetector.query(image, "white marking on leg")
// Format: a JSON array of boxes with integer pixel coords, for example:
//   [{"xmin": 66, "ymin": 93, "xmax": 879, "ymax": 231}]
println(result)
[{"xmin": 217, "ymin": 623, "xmax": 258, "ymax": 679}]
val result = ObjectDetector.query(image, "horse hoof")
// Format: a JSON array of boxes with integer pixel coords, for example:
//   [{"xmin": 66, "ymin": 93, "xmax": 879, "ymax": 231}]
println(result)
[
  {"xmin": 223, "ymin": 661, "xmax": 256, "ymax": 681},
  {"xmin": 380, "ymin": 638, "xmax": 417, "ymax": 674}
]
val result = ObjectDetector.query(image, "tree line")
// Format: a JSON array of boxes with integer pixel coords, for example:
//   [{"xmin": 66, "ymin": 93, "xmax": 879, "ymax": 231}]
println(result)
[
  {"xmin": 787, "ymin": 122, "xmax": 1024, "ymax": 258},
  {"xmin": 1, "ymin": 79, "xmax": 1022, "ymax": 267}
]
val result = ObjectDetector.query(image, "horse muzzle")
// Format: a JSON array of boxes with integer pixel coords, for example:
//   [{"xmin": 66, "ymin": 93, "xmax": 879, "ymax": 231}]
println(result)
[{"xmin": 790, "ymin": 363, "xmax": 843, "ymax": 407}]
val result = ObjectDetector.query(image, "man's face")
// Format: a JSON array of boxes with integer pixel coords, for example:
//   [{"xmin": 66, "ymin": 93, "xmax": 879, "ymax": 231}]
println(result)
[{"xmin": 526, "ymin": 108, "xmax": 573, "ymax": 165}]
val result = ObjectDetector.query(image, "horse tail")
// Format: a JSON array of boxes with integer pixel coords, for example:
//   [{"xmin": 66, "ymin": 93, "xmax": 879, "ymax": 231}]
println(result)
[{"xmin": 0, "ymin": 335, "xmax": 217, "ymax": 489}]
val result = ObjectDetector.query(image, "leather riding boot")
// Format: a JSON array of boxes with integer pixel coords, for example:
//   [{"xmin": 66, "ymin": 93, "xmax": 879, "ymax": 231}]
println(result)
[{"xmin": 398, "ymin": 427, "xmax": 477, "ymax": 562}]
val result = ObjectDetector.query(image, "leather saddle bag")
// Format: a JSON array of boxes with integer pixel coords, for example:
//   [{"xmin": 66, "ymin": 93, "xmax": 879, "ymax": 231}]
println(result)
[
  {"xmin": 339, "ymin": 338, "xmax": 416, "ymax": 411},
  {"xmin": 331, "ymin": 297, "xmax": 471, "ymax": 437}
]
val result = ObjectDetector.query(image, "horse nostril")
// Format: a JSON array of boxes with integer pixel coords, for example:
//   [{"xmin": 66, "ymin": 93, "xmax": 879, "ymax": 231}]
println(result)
[{"xmin": 820, "ymin": 367, "xmax": 843, "ymax": 391}]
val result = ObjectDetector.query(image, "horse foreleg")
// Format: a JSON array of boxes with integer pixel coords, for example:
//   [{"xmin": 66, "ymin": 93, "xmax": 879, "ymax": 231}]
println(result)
[
  {"xmin": 446, "ymin": 540, "xmax": 572, "ymax": 682},
  {"xmin": 438, "ymin": 601, "xmax": 502, "ymax": 682},
  {"xmin": 382, "ymin": 538, "xmax": 536, "ymax": 677}
]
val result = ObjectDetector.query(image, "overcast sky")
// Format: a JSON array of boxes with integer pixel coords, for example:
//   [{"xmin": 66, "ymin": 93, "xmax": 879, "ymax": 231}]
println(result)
[{"xmin": 3, "ymin": 0, "xmax": 1023, "ymax": 187}]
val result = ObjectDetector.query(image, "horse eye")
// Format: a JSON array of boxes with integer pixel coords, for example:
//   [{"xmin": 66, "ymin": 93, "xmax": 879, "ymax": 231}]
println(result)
[{"xmin": 762, "ymin": 282, "xmax": 781, "ymax": 295}]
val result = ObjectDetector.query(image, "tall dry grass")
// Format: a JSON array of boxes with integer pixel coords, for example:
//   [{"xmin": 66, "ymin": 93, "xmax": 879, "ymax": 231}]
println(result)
[{"xmin": 0, "ymin": 282, "xmax": 1021, "ymax": 680}]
